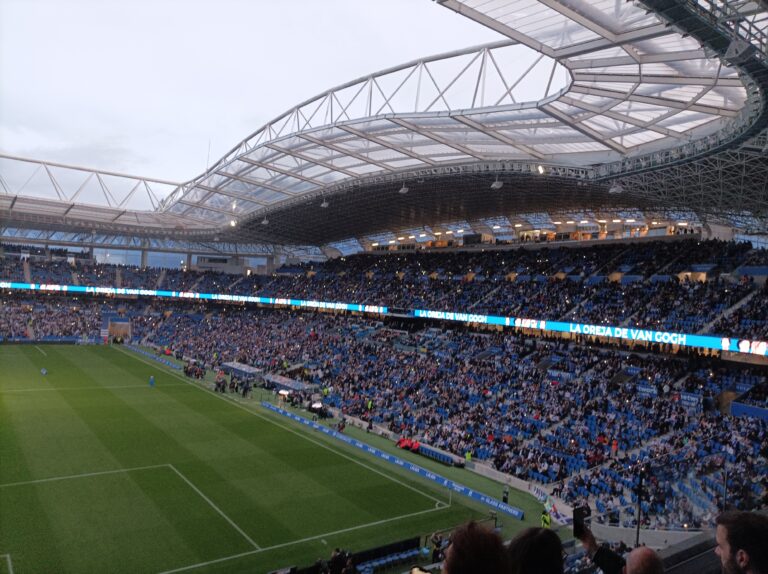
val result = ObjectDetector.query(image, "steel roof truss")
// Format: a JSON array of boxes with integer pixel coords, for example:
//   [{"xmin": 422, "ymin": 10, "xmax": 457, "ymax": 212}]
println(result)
[
  {"xmin": 540, "ymin": 103, "xmax": 628, "ymax": 153},
  {"xmin": 298, "ymin": 134, "xmax": 395, "ymax": 171},
  {"xmin": 452, "ymin": 115, "xmax": 546, "ymax": 159},
  {"xmin": 569, "ymin": 84, "xmax": 739, "ymax": 117},
  {"xmin": 265, "ymin": 144, "xmax": 358, "ymax": 177},
  {"xmin": 388, "ymin": 118, "xmax": 484, "ymax": 159},
  {"xmin": 337, "ymin": 125, "xmax": 438, "ymax": 165},
  {"xmin": 236, "ymin": 156, "xmax": 324, "ymax": 186}
]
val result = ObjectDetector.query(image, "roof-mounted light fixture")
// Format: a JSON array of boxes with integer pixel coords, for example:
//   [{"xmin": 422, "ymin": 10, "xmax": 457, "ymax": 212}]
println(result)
[
  {"xmin": 398, "ymin": 184, "xmax": 409, "ymax": 195},
  {"xmin": 490, "ymin": 176, "xmax": 503, "ymax": 190},
  {"xmin": 261, "ymin": 217, "xmax": 269, "ymax": 225},
  {"xmin": 320, "ymin": 198, "xmax": 329, "ymax": 208},
  {"xmin": 230, "ymin": 219, "xmax": 237, "ymax": 227}
]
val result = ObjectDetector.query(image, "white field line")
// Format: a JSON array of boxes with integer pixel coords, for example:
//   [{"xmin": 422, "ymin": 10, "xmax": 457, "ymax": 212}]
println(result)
[
  {"xmin": 0, "ymin": 465, "xmax": 260, "ymax": 561},
  {"xmin": 118, "ymin": 347, "xmax": 447, "ymax": 508},
  {"xmin": 0, "ymin": 384, "xmax": 188, "ymax": 393},
  {"xmin": 167, "ymin": 465, "xmax": 260, "ymax": 550},
  {"xmin": 157, "ymin": 505, "xmax": 447, "ymax": 574},
  {"xmin": 0, "ymin": 464, "xmax": 171, "ymax": 489},
  {"xmin": 34, "ymin": 346, "xmax": 47, "ymax": 356},
  {"xmin": 0, "ymin": 554, "xmax": 13, "ymax": 574}
]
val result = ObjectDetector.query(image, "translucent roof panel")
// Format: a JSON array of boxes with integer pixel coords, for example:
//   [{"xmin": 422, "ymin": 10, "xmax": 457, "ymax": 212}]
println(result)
[
  {"xmin": 3, "ymin": 0, "xmax": 762, "ymax": 247},
  {"xmin": 166, "ymin": 2, "xmax": 754, "ymax": 219}
]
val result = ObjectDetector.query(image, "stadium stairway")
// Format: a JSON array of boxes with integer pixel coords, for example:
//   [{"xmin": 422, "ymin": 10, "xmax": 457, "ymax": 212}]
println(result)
[
  {"xmin": 590, "ymin": 246, "xmax": 631, "ymax": 278},
  {"xmin": 547, "ymin": 372, "xmax": 692, "ymax": 517},
  {"xmin": 469, "ymin": 283, "xmax": 502, "ymax": 310},
  {"xmin": 227, "ymin": 275, "xmax": 246, "ymax": 292},
  {"xmin": 697, "ymin": 289, "xmax": 759, "ymax": 334},
  {"xmin": 155, "ymin": 269, "xmax": 167, "ymax": 289},
  {"xmin": 187, "ymin": 274, "xmax": 207, "ymax": 292}
]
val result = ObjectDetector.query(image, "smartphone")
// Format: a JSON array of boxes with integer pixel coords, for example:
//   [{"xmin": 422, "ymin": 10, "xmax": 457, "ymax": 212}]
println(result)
[{"xmin": 573, "ymin": 504, "xmax": 591, "ymax": 538}]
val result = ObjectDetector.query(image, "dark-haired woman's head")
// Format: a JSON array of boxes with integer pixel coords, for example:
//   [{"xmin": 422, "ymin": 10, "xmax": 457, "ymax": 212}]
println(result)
[
  {"xmin": 507, "ymin": 527, "xmax": 564, "ymax": 574},
  {"xmin": 441, "ymin": 521, "xmax": 509, "ymax": 574}
]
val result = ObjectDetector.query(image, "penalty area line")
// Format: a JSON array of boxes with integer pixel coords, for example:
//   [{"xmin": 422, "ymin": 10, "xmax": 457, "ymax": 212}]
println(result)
[
  {"xmin": 0, "ymin": 554, "xmax": 14, "ymax": 574},
  {"xmin": 167, "ymin": 464, "xmax": 260, "ymax": 550},
  {"xmin": 0, "ymin": 464, "xmax": 171, "ymax": 489},
  {"xmin": 34, "ymin": 346, "xmax": 47, "ymax": 356},
  {"xmin": 157, "ymin": 505, "xmax": 447, "ymax": 574}
]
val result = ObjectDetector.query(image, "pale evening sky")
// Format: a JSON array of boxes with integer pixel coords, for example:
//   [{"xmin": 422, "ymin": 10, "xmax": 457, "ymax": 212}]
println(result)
[{"xmin": 0, "ymin": 0, "xmax": 507, "ymax": 186}]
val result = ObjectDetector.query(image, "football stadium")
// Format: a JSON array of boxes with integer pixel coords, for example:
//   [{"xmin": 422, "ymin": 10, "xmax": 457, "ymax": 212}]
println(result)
[{"xmin": 2, "ymin": 1, "xmax": 768, "ymax": 573}]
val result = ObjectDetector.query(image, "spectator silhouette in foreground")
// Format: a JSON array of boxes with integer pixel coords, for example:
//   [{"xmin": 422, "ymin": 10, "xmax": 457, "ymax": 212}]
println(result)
[
  {"xmin": 715, "ymin": 511, "xmax": 768, "ymax": 574},
  {"xmin": 441, "ymin": 521, "xmax": 508, "ymax": 574},
  {"xmin": 506, "ymin": 527, "xmax": 564, "ymax": 574},
  {"xmin": 577, "ymin": 527, "xmax": 663, "ymax": 574}
]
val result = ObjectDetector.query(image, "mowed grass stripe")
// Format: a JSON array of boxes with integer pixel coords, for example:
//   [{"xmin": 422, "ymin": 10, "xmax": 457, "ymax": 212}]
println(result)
[
  {"xmin": 108, "ymin": 346, "xmax": 444, "ymax": 544},
  {"xmin": 0, "ymin": 347, "xmax": 143, "ymax": 483},
  {"xmin": 0, "ymin": 387, "xmax": 66, "ymax": 573},
  {"xmin": 81, "ymin": 346, "xmax": 443, "ymax": 536},
  {"xmin": 1, "ymin": 345, "xmax": 482, "ymax": 573},
  {"xmin": 1, "ymin": 347, "xmax": 256, "ymax": 572},
  {"xmin": 117, "ymin": 345, "xmax": 448, "ymax": 507},
  {"xmin": 0, "ymin": 465, "xmax": 255, "ymax": 574}
]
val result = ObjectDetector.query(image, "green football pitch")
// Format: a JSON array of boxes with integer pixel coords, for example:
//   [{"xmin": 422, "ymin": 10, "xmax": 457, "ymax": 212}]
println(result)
[{"xmin": 0, "ymin": 344, "xmax": 543, "ymax": 573}]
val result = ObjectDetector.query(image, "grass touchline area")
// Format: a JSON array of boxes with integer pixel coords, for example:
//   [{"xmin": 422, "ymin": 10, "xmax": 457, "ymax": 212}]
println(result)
[
  {"xmin": 116, "ymin": 345, "xmax": 451, "ymax": 509},
  {"xmin": 0, "ymin": 345, "xmax": 488, "ymax": 573}
]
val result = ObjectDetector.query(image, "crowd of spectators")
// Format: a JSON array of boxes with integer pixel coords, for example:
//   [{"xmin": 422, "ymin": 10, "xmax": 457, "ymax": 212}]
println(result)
[
  {"xmin": 3, "ymin": 238, "xmax": 768, "ymax": 340},
  {"xmin": 122, "ymin": 303, "xmax": 767, "ymax": 529},
  {"xmin": 2, "ymin": 237, "xmax": 768, "ymax": 533},
  {"xmin": 0, "ymin": 297, "xmax": 102, "ymax": 340}
]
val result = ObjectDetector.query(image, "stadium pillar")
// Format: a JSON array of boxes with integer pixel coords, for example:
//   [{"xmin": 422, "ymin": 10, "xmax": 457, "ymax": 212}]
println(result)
[
  {"xmin": 140, "ymin": 250, "xmax": 148, "ymax": 268},
  {"xmin": 186, "ymin": 253, "xmax": 192, "ymax": 269}
]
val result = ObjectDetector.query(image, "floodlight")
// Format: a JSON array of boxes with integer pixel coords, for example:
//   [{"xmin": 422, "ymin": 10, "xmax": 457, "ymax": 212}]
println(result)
[{"xmin": 398, "ymin": 184, "xmax": 409, "ymax": 195}]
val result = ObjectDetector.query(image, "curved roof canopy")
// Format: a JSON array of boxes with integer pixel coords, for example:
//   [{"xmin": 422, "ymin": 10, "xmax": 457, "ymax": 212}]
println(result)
[
  {"xmin": 158, "ymin": 0, "xmax": 749, "ymax": 228},
  {"xmin": 2, "ymin": 0, "xmax": 766, "ymax": 248}
]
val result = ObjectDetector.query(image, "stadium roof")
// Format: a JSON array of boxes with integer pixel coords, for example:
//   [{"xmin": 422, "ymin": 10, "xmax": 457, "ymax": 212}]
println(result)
[{"xmin": 2, "ymin": 0, "xmax": 767, "ymax": 253}]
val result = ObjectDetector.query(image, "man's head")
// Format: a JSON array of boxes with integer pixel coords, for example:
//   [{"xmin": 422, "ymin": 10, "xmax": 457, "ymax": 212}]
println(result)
[
  {"xmin": 626, "ymin": 546, "xmax": 664, "ymax": 574},
  {"xmin": 715, "ymin": 511, "xmax": 768, "ymax": 574},
  {"xmin": 441, "ymin": 521, "xmax": 508, "ymax": 574},
  {"xmin": 507, "ymin": 527, "xmax": 564, "ymax": 574}
]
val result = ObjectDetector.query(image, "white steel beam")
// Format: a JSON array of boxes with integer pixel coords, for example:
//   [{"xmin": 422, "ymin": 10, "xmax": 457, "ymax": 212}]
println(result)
[{"xmin": 540, "ymin": 103, "xmax": 628, "ymax": 154}]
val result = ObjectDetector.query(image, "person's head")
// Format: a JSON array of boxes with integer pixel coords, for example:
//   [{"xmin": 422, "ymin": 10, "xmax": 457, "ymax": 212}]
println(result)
[
  {"xmin": 626, "ymin": 546, "xmax": 664, "ymax": 574},
  {"xmin": 441, "ymin": 521, "xmax": 508, "ymax": 574},
  {"xmin": 507, "ymin": 527, "xmax": 564, "ymax": 574},
  {"xmin": 715, "ymin": 511, "xmax": 768, "ymax": 574}
]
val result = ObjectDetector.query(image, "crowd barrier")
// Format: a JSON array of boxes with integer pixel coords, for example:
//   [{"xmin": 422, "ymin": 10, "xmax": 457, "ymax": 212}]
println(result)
[
  {"xmin": 731, "ymin": 401, "xmax": 768, "ymax": 421},
  {"xmin": 262, "ymin": 402, "xmax": 525, "ymax": 520},
  {"xmin": 125, "ymin": 344, "xmax": 182, "ymax": 370}
]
